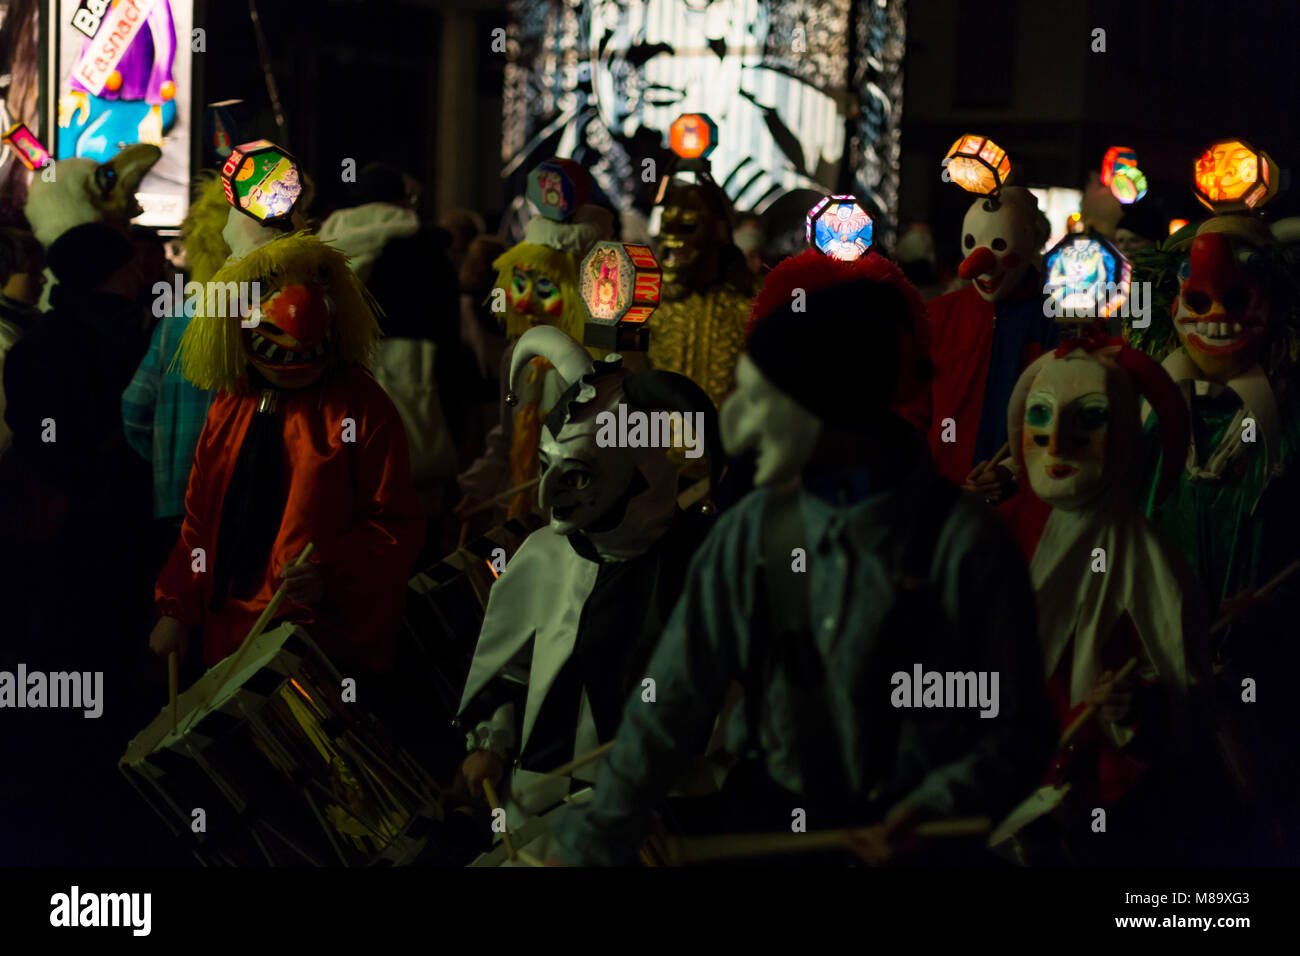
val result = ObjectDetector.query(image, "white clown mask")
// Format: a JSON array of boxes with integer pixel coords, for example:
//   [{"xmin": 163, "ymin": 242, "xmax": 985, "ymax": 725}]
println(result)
[
  {"xmin": 958, "ymin": 187, "xmax": 1047, "ymax": 303},
  {"xmin": 720, "ymin": 355, "xmax": 823, "ymax": 486}
]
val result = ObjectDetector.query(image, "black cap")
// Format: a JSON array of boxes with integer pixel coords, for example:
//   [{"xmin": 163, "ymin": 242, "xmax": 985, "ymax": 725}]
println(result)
[{"xmin": 46, "ymin": 222, "xmax": 135, "ymax": 290}]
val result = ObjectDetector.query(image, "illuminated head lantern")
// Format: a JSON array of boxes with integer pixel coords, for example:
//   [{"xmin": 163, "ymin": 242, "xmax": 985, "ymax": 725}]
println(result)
[
  {"xmin": 221, "ymin": 140, "xmax": 304, "ymax": 225},
  {"xmin": 806, "ymin": 195, "xmax": 873, "ymax": 262},
  {"xmin": 507, "ymin": 326, "xmax": 722, "ymax": 540},
  {"xmin": 493, "ymin": 159, "xmax": 611, "ymax": 353},
  {"xmin": 179, "ymin": 232, "xmax": 381, "ymax": 393},
  {"xmin": 580, "ymin": 240, "xmax": 661, "ymax": 352},
  {"xmin": 668, "ymin": 113, "xmax": 719, "ymax": 161},
  {"xmin": 957, "ymin": 186, "xmax": 1051, "ymax": 303},
  {"xmin": 943, "ymin": 134, "xmax": 1011, "ymax": 198},
  {"xmin": 1044, "ymin": 232, "xmax": 1131, "ymax": 322},
  {"xmin": 1193, "ymin": 139, "xmax": 1278, "ymax": 213},
  {"xmin": 1009, "ymin": 336, "xmax": 1189, "ymax": 512}
]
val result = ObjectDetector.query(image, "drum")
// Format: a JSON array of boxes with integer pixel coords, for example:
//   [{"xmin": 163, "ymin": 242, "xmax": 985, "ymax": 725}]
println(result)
[
  {"xmin": 396, "ymin": 516, "xmax": 543, "ymax": 778},
  {"xmin": 120, "ymin": 622, "xmax": 444, "ymax": 867}
]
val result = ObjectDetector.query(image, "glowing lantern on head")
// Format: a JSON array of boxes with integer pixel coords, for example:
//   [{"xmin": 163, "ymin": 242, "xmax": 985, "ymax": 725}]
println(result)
[
  {"xmin": 1100, "ymin": 146, "xmax": 1138, "ymax": 187},
  {"xmin": 527, "ymin": 158, "xmax": 589, "ymax": 222},
  {"xmin": 581, "ymin": 240, "xmax": 662, "ymax": 353},
  {"xmin": 942, "ymin": 134, "xmax": 1012, "ymax": 196},
  {"xmin": 669, "ymin": 113, "xmax": 719, "ymax": 161},
  {"xmin": 1044, "ymin": 232, "xmax": 1132, "ymax": 322},
  {"xmin": 806, "ymin": 195, "xmax": 873, "ymax": 262},
  {"xmin": 221, "ymin": 140, "xmax": 303, "ymax": 225},
  {"xmin": 1110, "ymin": 166, "xmax": 1148, "ymax": 205},
  {"xmin": 1193, "ymin": 139, "xmax": 1278, "ymax": 212},
  {"xmin": 1168, "ymin": 218, "xmax": 1190, "ymax": 235},
  {"xmin": 2, "ymin": 123, "xmax": 51, "ymax": 171}
]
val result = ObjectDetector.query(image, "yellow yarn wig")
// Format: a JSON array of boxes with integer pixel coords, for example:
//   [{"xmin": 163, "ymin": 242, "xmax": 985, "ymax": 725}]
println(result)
[
  {"xmin": 491, "ymin": 241, "xmax": 602, "ymax": 358},
  {"xmin": 180, "ymin": 231, "xmax": 382, "ymax": 393},
  {"xmin": 181, "ymin": 172, "xmax": 232, "ymax": 286}
]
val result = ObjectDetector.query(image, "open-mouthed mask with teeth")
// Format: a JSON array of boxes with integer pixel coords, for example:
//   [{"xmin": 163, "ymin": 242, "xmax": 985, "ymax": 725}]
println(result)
[
  {"xmin": 1172, "ymin": 231, "xmax": 1267, "ymax": 383},
  {"xmin": 242, "ymin": 282, "xmax": 334, "ymax": 389}
]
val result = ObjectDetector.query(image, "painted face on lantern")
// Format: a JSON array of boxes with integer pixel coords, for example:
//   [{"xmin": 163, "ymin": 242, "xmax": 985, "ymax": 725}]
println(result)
[
  {"xmin": 656, "ymin": 182, "xmax": 726, "ymax": 300},
  {"xmin": 959, "ymin": 193, "xmax": 1038, "ymax": 303},
  {"xmin": 242, "ymin": 282, "xmax": 333, "ymax": 390},
  {"xmin": 720, "ymin": 355, "xmax": 822, "ymax": 486},
  {"xmin": 538, "ymin": 425, "xmax": 639, "ymax": 536},
  {"xmin": 507, "ymin": 265, "xmax": 566, "ymax": 335},
  {"xmin": 1172, "ymin": 231, "xmax": 1267, "ymax": 383},
  {"xmin": 1023, "ymin": 359, "xmax": 1111, "ymax": 511}
]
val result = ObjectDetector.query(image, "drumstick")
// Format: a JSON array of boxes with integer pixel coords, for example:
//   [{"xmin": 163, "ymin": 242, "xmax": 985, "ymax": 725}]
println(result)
[
  {"xmin": 978, "ymin": 441, "xmax": 1012, "ymax": 478},
  {"xmin": 168, "ymin": 652, "xmax": 178, "ymax": 733},
  {"xmin": 513, "ymin": 741, "xmax": 615, "ymax": 803},
  {"xmin": 1058, "ymin": 656, "xmax": 1140, "ymax": 748},
  {"xmin": 463, "ymin": 477, "xmax": 541, "ymax": 519},
  {"xmin": 1209, "ymin": 559, "xmax": 1300, "ymax": 636},
  {"xmin": 482, "ymin": 778, "xmax": 516, "ymax": 861},
  {"xmin": 662, "ymin": 818, "xmax": 992, "ymax": 865}
]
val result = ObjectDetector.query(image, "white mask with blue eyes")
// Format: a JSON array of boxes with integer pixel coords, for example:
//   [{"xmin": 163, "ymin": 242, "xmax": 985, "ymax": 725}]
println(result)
[{"xmin": 1023, "ymin": 359, "xmax": 1111, "ymax": 511}]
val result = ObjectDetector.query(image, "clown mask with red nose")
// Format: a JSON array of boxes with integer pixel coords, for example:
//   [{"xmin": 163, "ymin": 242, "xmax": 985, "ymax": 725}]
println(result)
[
  {"xmin": 243, "ymin": 281, "xmax": 334, "ymax": 390},
  {"xmin": 958, "ymin": 186, "xmax": 1048, "ymax": 303},
  {"xmin": 1172, "ymin": 227, "xmax": 1269, "ymax": 384}
]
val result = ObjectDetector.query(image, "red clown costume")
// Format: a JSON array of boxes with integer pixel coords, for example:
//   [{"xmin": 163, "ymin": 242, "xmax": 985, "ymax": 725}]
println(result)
[
  {"xmin": 912, "ymin": 187, "xmax": 1058, "ymax": 486},
  {"xmin": 152, "ymin": 206, "xmax": 424, "ymax": 672}
]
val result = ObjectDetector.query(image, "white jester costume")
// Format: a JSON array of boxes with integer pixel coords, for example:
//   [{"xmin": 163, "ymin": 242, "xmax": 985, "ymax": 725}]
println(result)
[
  {"xmin": 456, "ymin": 327, "xmax": 722, "ymax": 847},
  {"xmin": 991, "ymin": 336, "xmax": 1210, "ymax": 861}
]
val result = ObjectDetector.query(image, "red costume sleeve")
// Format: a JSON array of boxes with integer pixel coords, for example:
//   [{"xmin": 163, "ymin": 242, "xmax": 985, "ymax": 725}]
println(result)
[{"xmin": 154, "ymin": 396, "xmax": 225, "ymax": 628}]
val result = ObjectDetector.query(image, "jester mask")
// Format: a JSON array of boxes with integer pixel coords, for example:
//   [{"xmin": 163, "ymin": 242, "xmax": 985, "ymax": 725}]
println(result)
[{"xmin": 508, "ymin": 326, "xmax": 722, "ymax": 544}]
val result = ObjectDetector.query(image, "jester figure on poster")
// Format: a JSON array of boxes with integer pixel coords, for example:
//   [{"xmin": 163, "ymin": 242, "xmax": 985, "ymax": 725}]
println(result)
[{"xmin": 58, "ymin": 0, "xmax": 179, "ymax": 163}]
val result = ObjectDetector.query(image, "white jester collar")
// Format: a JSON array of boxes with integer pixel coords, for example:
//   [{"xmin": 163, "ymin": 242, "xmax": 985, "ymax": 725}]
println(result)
[{"xmin": 1155, "ymin": 350, "xmax": 1282, "ymax": 485}]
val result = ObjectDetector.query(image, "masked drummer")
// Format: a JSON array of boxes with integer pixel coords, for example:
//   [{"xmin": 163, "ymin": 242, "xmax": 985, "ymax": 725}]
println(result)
[
  {"xmin": 455, "ymin": 326, "xmax": 721, "ymax": 854},
  {"xmin": 148, "ymin": 192, "xmax": 424, "ymax": 678},
  {"xmin": 550, "ymin": 251, "xmax": 1055, "ymax": 865}
]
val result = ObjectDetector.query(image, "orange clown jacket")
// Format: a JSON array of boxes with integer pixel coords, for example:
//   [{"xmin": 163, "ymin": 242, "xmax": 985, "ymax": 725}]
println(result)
[{"xmin": 155, "ymin": 366, "xmax": 424, "ymax": 671}]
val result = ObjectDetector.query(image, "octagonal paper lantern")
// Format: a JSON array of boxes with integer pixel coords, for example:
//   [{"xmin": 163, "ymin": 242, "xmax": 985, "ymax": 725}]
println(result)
[
  {"xmin": 221, "ymin": 139, "xmax": 302, "ymax": 224},
  {"xmin": 806, "ymin": 195, "xmax": 873, "ymax": 261},
  {"xmin": 581, "ymin": 241, "xmax": 662, "ymax": 325},
  {"xmin": 1100, "ymin": 146, "xmax": 1138, "ymax": 188},
  {"xmin": 1044, "ymin": 232, "xmax": 1132, "ymax": 321},
  {"xmin": 1110, "ymin": 166, "xmax": 1148, "ymax": 205},
  {"xmin": 943, "ymin": 134, "xmax": 1012, "ymax": 196},
  {"xmin": 527, "ymin": 158, "xmax": 589, "ymax": 222},
  {"xmin": 3, "ymin": 123, "xmax": 51, "ymax": 171},
  {"xmin": 1193, "ymin": 138, "xmax": 1278, "ymax": 212},
  {"xmin": 668, "ymin": 113, "xmax": 719, "ymax": 161}
]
